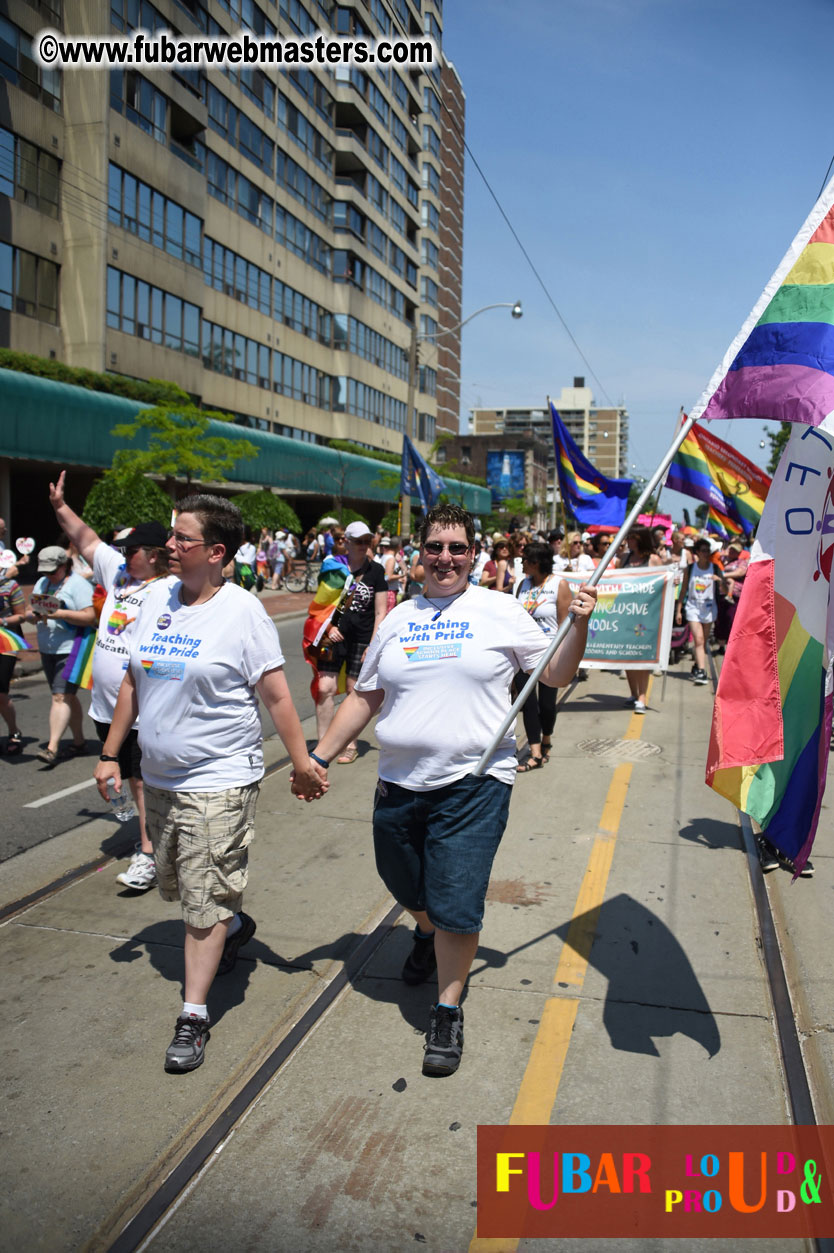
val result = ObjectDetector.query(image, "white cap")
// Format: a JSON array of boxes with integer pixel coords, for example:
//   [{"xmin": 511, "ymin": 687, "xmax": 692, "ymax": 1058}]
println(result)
[{"xmin": 344, "ymin": 520, "xmax": 373, "ymax": 541}]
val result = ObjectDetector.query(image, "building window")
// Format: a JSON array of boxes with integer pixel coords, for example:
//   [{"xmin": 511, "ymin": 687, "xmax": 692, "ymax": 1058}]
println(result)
[
  {"xmin": 109, "ymin": 164, "xmax": 202, "ymax": 266},
  {"xmin": 0, "ymin": 128, "xmax": 60, "ymax": 218},
  {"xmin": 107, "ymin": 266, "xmax": 199, "ymax": 354},
  {"xmin": 0, "ymin": 17, "xmax": 61, "ymax": 111},
  {"xmin": 0, "ymin": 242, "xmax": 59, "ymax": 323}
]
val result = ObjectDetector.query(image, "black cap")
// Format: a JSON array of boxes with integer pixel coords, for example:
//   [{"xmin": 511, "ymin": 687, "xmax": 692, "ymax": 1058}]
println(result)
[{"xmin": 113, "ymin": 521, "xmax": 169, "ymax": 549}]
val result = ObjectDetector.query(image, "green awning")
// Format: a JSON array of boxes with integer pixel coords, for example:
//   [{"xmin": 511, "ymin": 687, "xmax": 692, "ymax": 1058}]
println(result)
[{"xmin": 0, "ymin": 368, "xmax": 490, "ymax": 513}]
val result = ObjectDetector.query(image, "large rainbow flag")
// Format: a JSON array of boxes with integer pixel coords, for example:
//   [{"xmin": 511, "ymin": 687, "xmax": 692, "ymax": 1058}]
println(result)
[
  {"xmin": 692, "ymin": 178, "xmax": 834, "ymax": 429},
  {"xmin": 550, "ymin": 403, "xmax": 633, "ymax": 526},
  {"xmin": 666, "ymin": 421, "xmax": 770, "ymax": 537},
  {"xmin": 705, "ymin": 422, "xmax": 834, "ymax": 873},
  {"xmin": 301, "ymin": 555, "xmax": 350, "ymax": 701}
]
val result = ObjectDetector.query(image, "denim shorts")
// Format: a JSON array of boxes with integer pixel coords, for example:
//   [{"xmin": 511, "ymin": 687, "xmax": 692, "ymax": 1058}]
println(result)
[{"xmin": 372, "ymin": 773, "xmax": 512, "ymax": 934}]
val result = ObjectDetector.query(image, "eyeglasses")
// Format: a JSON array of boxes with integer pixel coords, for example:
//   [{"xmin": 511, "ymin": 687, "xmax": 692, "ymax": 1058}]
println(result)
[
  {"xmin": 423, "ymin": 541, "xmax": 470, "ymax": 556},
  {"xmin": 333, "ymin": 535, "xmax": 346, "ymax": 541},
  {"xmin": 167, "ymin": 531, "xmax": 209, "ymax": 550}
]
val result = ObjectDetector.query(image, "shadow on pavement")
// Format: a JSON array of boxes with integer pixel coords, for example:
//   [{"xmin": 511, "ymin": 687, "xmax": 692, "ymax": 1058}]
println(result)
[
  {"xmin": 555, "ymin": 893, "xmax": 720, "ymax": 1058},
  {"xmin": 678, "ymin": 815, "xmax": 742, "ymax": 851}
]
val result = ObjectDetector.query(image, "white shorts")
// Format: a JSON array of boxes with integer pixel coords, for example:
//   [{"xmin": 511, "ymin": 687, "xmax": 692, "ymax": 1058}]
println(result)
[{"xmin": 686, "ymin": 607, "xmax": 716, "ymax": 624}]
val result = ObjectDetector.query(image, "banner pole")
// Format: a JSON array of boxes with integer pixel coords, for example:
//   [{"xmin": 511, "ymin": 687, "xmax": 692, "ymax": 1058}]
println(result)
[{"xmin": 473, "ymin": 412, "xmax": 698, "ymax": 776}]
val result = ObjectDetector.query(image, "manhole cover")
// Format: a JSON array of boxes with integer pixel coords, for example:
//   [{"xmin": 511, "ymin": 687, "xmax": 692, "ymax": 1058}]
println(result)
[{"xmin": 576, "ymin": 737, "xmax": 663, "ymax": 761}]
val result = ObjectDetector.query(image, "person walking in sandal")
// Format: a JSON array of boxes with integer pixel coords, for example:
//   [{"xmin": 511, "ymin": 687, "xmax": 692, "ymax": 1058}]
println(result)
[
  {"xmin": 300, "ymin": 504, "xmax": 596, "ymax": 1078},
  {"xmin": 512, "ymin": 541, "xmax": 572, "ymax": 772},
  {"xmin": 0, "ymin": 566, "xmax": 27, "ymax": 753},
  {"xmin": 24, "ymin": 546, "xmax": 95, "ymax": 765}
]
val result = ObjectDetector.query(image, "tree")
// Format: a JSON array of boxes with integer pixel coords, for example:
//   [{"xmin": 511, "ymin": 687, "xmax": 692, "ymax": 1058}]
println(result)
[
  {"xmin": 112, "ymin": 404, "xmax": 259, "ymax": 487},
  {"xmin": 627, "ymin": 478, "xmax": 660, "ymax": 517},
  {"xmin": 82, "ymin": 470, "xmax": 173, "ymax": 537},
  {"xmin": 765, "ymin": 422, "xmax": 791, "ymax": 475},
  {"xmin": 230, "ymin": 489, "xmax": 301, "ymax": 535}
]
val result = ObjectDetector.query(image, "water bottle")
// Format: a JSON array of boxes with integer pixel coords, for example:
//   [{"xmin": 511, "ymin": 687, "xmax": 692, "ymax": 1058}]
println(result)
[{"xmin": 106, "ymin": 778, "xmax": 136, "ymax": 822}]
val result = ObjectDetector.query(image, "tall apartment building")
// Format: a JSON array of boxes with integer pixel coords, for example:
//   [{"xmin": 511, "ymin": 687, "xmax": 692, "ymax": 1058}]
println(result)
[
  {"xmin": 0, "ymin": 0, "xmax": 460, "ymax": 467},
  {"xmin": 470, "ymin": 378, "xmax": 630, "ymax": 478}
]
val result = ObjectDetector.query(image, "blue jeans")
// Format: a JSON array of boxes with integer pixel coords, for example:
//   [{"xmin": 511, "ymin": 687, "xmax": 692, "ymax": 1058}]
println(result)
[{"xmin": 372, "ymin": 773, "xmax": 512, "ymax": 934}]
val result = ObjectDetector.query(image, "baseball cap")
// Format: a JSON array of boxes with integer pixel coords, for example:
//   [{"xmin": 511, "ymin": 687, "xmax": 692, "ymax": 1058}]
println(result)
[
  {"xmin": 37, "ymin": 545, "xmax": 69, "ymax": 572},
  {"xmin": 113, "ymin": 521, "xmax": 169, "ymax": 549},
  {"xmin": 378, "ymin": 536, "xmax": 391, "ymax": 547},
  {"xmin": 344, "ymin": 521, "xmax": 373, "ymax": 541},
  {"xmin": 581, "ymin": 532, "xmax": 591, "ymax": 543}
]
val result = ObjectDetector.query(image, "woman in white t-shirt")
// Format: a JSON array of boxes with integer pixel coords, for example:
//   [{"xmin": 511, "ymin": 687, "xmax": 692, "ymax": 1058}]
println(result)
[
  {"xmin": 48, "ymin": 470, "xmax": 169, "ymax": 891},
  {"xmin": 95, "ymin": 494, "xmax": 325, "ymax": 1076},
  {"xmin": 677, "ymin": 538, "xmax": 718, "ymax": 685},
  {"xmin": 513, "ymin": 542, "xmax": 571, "ymax": 771},
  {"xmin": 306, "ymin": 504, "xmax": 597, "ymax": 1079},
  {"xmin": 561, "ymin": 531, "xmax": 595, "ymax": 575}
]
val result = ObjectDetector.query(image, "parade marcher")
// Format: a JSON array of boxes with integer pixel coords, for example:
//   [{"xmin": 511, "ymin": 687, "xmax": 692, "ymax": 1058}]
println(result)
[
  {"xmin": 48, "ymin": 471, "xmax": 168, "ymax": 890},
  {"xmin": 94, "ymin": 494, "xmax": 326, "ymax": 1073},
  {"xmin": 480, "ymin": 537, "xmax": 513, "ymax": 591},
  {"xmin": 618, "ymin": 526, "xmax": 663, "ymax": 712},
  {"xmin": 714, "ymin": 540, "xmax": 749, "ymax": 649},
  {"xmin": 677, "ymin": 537, "xmax": 719, "ymax": 685},
  {"xmin": 25, "ymin": 545, "xmax": 95, "ymax": 765},
  {"xmin": 303, "ymin": 504, "xmax": 597, "ymax": 1078},
  {"xmin": 561, "ymin": 531, "xmax": 595, "ymax": 575},
  {"xmin": 513, "ymin": 541, "xmax": 571, "ymax": 772},
  {"xmin": 0, "ymin": 566, "xmax": 26, "ymax": 753},
  {"xmin": 314, "ymin": 520, "xmax": 387, "ymax": 765}
]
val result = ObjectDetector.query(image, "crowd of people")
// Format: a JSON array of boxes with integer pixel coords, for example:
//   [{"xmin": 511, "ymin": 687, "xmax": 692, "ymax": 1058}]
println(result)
[{"xmin": 2, "ymin": 483, "xmax": 758, "ymax": 1076}]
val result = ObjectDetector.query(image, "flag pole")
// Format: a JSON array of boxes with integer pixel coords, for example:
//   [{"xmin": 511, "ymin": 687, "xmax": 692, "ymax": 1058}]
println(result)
[{"xmin": 473, "ymin": 411, "xmax": 698, "ymax": 776}]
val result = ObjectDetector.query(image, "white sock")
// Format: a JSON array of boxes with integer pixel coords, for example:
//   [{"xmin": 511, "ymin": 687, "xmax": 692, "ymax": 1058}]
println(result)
[
  {"xmin": 226, "ymin": 913, "xmax": 242, "ymax": 937},
  {"xmin": 182, "ymin": 1001, "xmax": 207, "ymax": 1019}
]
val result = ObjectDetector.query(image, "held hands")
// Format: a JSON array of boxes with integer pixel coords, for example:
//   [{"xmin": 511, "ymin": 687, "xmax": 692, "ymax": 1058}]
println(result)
[
  {"xmin": 571, "ymin": 584, "xmax": 599, "ymax": 620},
  {"xmin": 290, "ymin": 756, "xmax": 329, "ymax": 802},
  {"xmin": 326, "ymin": 624, "xmax": 344, "ymax": 644}
]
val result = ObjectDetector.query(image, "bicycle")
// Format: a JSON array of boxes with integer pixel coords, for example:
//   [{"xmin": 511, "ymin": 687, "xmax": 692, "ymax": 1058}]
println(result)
[{"xmin": 283, "ymin": 559, "xmax": 321, "ymax": 593}]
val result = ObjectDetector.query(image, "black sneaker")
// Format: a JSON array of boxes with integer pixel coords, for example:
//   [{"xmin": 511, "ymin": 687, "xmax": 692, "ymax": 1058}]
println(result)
[
  {"xmin": 164, "ymin": 1014, "xmax": 210, "ymax": 1072},
  {"xmin": 217, "ymin": 912, "xmax": 257, "ymax": 976},
  {"xmin": 757, "ymin": 836, "xmax": 780, "ymax": 872},
  {"xmin": 692, "ymin": 668, "xmax": 708, "ymax": 685},
  {"xmin": 423, "ymin": 1004, "xmax": 464, "ymax": 1077},
  {"xmin": 402, "ymin": 927, "xmax": 436, "ymax": 986}
]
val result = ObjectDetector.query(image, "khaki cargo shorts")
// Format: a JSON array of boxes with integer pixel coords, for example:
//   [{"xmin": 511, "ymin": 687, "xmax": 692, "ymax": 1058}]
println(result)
[{"xmin": 144, "ymin": 782, "xmax": 259, "ymax": 928}]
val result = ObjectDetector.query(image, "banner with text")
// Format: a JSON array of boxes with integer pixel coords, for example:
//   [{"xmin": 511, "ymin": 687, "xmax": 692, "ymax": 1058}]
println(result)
[{"xmin": 562, "ymin": 567, "xmax": 676, "ymax": 670}]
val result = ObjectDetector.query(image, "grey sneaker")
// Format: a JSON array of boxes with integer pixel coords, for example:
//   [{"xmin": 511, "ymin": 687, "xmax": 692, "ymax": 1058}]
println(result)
[
  {"xmin": 116, "ymin": 851, "xmax": 156, "ymax": 891},
  {"xmin": 164, "ymin": 1014, "xmax": 210, "ymax": 1073},
  {"xmin": 423, "ymin": 1004, "xmax": 464, "ymax": 1077},
  {"xmin": 401, "ymin": 928, "xmax": 436, "ymax": 985},
  {"xmin": 216, "ymin": 912, "xmax": 256, "ymax": 976}
]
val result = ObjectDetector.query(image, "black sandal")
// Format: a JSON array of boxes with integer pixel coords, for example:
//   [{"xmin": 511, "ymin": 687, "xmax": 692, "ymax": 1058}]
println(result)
[
  {"xmin": 517, "ymin": 756, "xmax": 545, "ymax": 773},
  {"xmin": 5, "ymin": 731, "xmax": 22, "ymax": 755},
  {"xmin": 541, "ymin": 738, "xmax": 552, "ymax": 762}
]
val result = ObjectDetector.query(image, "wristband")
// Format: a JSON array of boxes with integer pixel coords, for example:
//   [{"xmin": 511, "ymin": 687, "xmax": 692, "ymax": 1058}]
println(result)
[
  {"xmin": 309, "ymin": 751, "xmax": 329, "ymax": 769},
  {"xmin": 99, "ymin": 754, "xmax": 120, "ymax": 762}
]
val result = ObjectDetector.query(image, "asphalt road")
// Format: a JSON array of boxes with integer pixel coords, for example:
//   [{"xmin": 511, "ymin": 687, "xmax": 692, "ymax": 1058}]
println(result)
[{"xmin": 1, "ymin": 612, "xmax": 313, "ymax": 863}]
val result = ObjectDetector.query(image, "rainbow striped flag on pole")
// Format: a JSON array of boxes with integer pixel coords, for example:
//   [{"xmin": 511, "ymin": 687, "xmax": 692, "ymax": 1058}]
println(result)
[
  {"xmin": 550, "ymin": 402, "xmax": 633, "ymax": 526},
  {"xmin": 692, "ymin": 177, "xmax": 834, "ymax": 429},
  {"xmin": 666, "ymin": 420, "xmax": 771, "ymax": 537},
  {"xmin": 705, "ymin": 422, "xmax": 834, "ymax": 873}
]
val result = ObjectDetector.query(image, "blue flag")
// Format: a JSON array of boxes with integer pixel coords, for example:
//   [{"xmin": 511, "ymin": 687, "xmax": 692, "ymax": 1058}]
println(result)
[
  {"xmin": 401, "ymin": 434, "xmax": 445, "ymax": 513},
  {"xmin": 550, "ymin": 402, "xmax": 633, "ymax": 526}
]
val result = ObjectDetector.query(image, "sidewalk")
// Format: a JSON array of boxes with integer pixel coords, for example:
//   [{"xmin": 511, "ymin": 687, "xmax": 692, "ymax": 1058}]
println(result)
[{"xmin": 1, "ymin": 666, "xmax": 827, "ymax": 1252}]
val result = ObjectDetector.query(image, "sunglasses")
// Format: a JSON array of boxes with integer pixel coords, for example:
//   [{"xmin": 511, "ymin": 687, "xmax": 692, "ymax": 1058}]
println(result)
[{"xmin": 424, "ymin": 541, "xmax": 470, "ymax": 556}]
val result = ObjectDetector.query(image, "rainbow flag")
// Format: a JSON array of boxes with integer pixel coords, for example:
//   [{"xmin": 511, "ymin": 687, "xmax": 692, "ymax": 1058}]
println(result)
[
  {"xmin": 666, "ymin": 421, "xmax": 770, "ymax": 537},
  {"xmin": 705, "ymin": 422, "xmax": 834, "ymax": 873},
  {"xmin": 0, "ymin": 627, "xmax": 29, "ymax": 654},
  {"xmin": 301, "ymin": 555, "xmax": 350, "ymax": 702},
  {"xmin": 61, "ymin": 628, "xmax": 96, "ymax": 690},
  {"xmin": 550, "ymin": 403, "xmax": 633, "ymax": 526},
  {"xmin": 693, "ymin": 178, "xmax": 834, "ymax": 429}
]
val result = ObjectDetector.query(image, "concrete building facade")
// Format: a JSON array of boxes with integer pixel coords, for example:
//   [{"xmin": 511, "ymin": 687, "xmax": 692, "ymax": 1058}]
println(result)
[{"xmin": 0, "ymin": 0, "xmax": 461, "ymax": 488}]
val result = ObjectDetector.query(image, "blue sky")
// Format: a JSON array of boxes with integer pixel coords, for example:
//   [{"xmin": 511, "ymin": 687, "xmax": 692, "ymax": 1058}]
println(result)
[{"xmin": 441, "ymin": 0, "xmax": 834, "ymax": 517}]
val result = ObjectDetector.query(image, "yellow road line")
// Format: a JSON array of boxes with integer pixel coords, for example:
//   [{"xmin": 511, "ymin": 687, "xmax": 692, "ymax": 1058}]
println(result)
[{"xmin": 469, "ymin": 682, "xmax": 652, "ymax": 1253}]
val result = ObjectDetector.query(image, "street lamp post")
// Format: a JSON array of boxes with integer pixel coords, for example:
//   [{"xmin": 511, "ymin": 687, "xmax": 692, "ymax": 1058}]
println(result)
[{"xmin": 400, "ymin": 301, "xmax": 523, "ymax": 536}]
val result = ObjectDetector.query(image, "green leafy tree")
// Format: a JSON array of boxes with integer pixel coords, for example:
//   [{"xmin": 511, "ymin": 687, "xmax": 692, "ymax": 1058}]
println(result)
[
  {"xmin": 230, "ymin": 489, "xmax": 301, "ymax": 535},
  {"xmin": 112, "ymin": 404, "xmax": 259, "ymax": 487},
  {"xmin": 765, "ymin": 422, "xmax": 791, "ymax": 475},
  {"xmin": 82, "ymin": 470, "xmax": 173, "ymax": 538}
]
